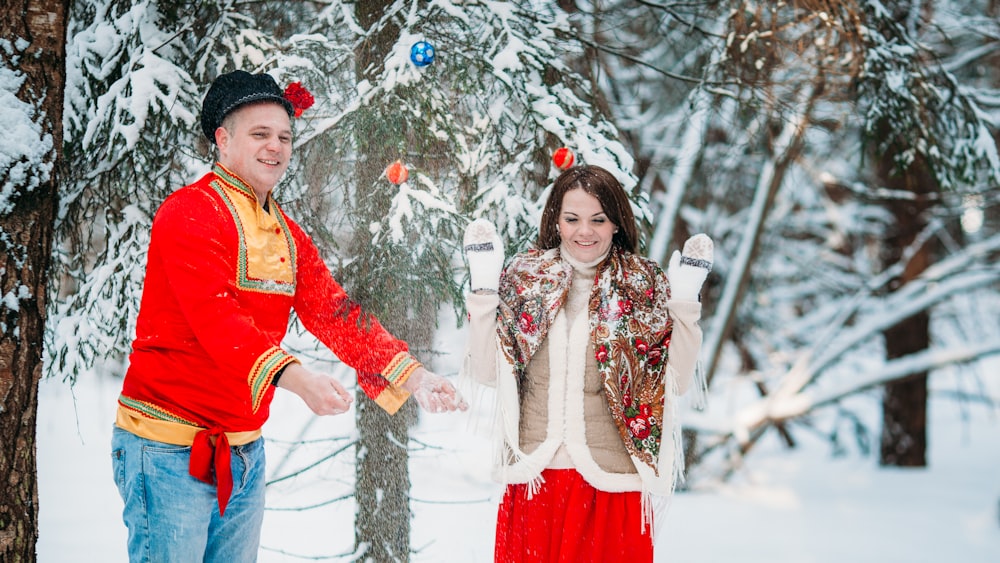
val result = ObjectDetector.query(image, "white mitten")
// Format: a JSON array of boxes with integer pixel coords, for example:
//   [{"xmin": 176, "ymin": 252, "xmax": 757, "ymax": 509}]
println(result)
[
  {"xmin": 464, "ymin": 218, "xmax": 505, "ymax": 293},
  {"xmin": 667, "ymin": 233, "xmax": 713, "ymax": 301}
]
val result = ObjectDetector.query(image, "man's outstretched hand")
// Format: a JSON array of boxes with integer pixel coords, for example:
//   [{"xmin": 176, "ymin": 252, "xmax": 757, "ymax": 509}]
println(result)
[
  {"xmin": 277, "ymin": 363, "xmax": 353, "ymax": 416},
  {"xmin": 278, "ymin": 363, "xmax": 467, "ymax": 415},
  {"xmin": 402, "ymin": 367, "xmax": 468, "ymax": 413}
]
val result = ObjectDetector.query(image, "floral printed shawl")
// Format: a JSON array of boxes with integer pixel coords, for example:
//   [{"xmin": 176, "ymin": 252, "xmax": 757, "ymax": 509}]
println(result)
[{"xmin": 497, "ymin": 246, "xmax": 673, "ymax": 473}]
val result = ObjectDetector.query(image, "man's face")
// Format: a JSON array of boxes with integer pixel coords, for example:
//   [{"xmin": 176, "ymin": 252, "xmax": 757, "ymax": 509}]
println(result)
[{"xmin": 216, "ymin": 103, "xmax": 292, "ymax": 196}]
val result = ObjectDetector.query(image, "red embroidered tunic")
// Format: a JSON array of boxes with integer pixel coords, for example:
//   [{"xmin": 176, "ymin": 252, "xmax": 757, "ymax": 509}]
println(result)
[{"xmin": 118, "ymin": 164, "xmax": 418, "ymax": 512}]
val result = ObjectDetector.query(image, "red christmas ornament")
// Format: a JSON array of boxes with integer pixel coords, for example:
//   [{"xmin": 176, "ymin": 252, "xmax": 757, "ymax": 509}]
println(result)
[
  {"xmin": 552, "ymin": 147, "xmax": 575, "ymax": 170},
  {"xmin": 385, "ymin": 160, "xmax": 409, "ymax": 184},
  {"xmin": 284, "ymin": 82, "xmax": 315, "ymax": 118}
]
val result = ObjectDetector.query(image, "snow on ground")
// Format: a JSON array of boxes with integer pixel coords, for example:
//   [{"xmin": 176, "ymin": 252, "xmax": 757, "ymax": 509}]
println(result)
[{"xmin": 36, "ymin": 364, "xmax": 999, "ymax": 562}]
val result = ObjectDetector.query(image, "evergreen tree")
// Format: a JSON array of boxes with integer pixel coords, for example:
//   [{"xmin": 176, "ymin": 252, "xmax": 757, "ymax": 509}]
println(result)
[
  {"xmin": 567, "ymin": 0, "xmax": 1000, "ymax": 476},
  {"xmin": 45, "ymin": 0, "xmax": 1000, "ymax": 547},
  {"xmin": 52, "ymin": 0, "xmax": 638, "ymax": 558},
  {"xmin": 858, "ymin": 0, "xmax": 1000, "ymax": 467}
]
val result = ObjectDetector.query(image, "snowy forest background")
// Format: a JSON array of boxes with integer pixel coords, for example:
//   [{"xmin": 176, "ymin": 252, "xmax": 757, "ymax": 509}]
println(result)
[{"xmin": 2, "ymin": 0, "xmax": 1000, "ymax": 561}]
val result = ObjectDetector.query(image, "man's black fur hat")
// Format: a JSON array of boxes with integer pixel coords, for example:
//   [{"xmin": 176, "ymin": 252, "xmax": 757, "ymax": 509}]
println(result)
[{"xmin": 200, "ymin": 70, "xmax": 293, "ymax": 143}]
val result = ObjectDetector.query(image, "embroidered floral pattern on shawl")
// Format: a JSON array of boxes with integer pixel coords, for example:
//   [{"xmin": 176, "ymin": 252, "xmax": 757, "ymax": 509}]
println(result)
[{"xmin": 497, "ymin": 247, "xmax": 673, "ymax": 472}]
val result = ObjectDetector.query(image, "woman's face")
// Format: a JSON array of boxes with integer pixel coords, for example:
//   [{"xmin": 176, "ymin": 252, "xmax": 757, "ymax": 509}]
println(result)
[{"xmin": 558, "ymin": 188, "xmax": 617, "ymax": 263}]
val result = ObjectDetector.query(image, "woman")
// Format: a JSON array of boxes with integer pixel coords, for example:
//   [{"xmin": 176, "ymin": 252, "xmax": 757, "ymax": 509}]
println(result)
[{"xmin": 462, "ymin": 164, "xmax": 712, "ymax": 562}]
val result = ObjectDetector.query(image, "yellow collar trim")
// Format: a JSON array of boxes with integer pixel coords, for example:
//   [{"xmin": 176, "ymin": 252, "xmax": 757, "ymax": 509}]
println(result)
[{"xmin": 212, "ymin": 164, "xmax": 296, "ymax": 295}]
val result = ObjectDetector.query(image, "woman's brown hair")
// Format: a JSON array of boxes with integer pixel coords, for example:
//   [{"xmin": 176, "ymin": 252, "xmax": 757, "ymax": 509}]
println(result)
[{"xmin": 536, "ymin": 165, "xmax": 638, "ymax": 253}]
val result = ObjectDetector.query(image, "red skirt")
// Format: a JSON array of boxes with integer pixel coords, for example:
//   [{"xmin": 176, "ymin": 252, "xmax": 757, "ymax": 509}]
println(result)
[{"xmin": 494, "ymin": 468, "xmax": 653, "ymax": 563}]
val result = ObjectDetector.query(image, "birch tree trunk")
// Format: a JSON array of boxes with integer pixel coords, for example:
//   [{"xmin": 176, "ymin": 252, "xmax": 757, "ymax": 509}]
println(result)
[
  {"xmin": 0, "ymin": 0, "xmax": 67, "ymax": 559},
  {"xmin": 701, "ymin": 85, "xmax": 819, "ymax": 385}
]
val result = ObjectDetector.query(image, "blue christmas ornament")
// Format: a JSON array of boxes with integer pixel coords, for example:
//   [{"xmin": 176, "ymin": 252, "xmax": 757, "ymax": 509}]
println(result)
[{"xmin": 410, "ymin": 41, "xmax": 435, "ymax": 67}]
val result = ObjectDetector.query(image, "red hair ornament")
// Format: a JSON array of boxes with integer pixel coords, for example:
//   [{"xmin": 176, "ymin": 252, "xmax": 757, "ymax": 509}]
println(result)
[{"xmin": 552, "ymin": 147, "xmax": 575, "ymax": 170}]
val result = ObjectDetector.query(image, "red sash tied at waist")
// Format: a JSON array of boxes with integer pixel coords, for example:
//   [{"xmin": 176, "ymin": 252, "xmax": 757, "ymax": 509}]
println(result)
[{"xmin": 190, "ymin": 427, "xmax": 234, "ymax": 516}]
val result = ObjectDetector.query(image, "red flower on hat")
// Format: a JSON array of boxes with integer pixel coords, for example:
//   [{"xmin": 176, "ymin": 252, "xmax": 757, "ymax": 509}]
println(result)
[{"xmin": 284, "ymin": 82, "xmax": 314, "ymax": 117}]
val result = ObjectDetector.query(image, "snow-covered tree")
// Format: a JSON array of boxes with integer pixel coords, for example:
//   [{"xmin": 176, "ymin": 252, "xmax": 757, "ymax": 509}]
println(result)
[
  {"xmin": 565, "ymin": 0, "xmax": 1000, "ymax": 477},
  {"xmin": 51, "ymin": 0, "xmax": 639, "ymax": 558},
  {"xmin": 263, "ymin": 1, "xmax": 639, "ymax": 556},
  {"xmin": 45, "ymin": 0, "xmax": 1000, "ymax": 553},
  {"xmin": 51, "ymin": 0, "xmax": 266, "ymax": 377},
  {"xmin": 0, "ymin": 0, "xmax": 67, "ymax": 559}
]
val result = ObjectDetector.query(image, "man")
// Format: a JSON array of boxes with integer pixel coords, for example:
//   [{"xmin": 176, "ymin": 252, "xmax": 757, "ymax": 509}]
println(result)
[{"xmin": 111, "ymin": 70, "xmax": 466, "ymax": 562}]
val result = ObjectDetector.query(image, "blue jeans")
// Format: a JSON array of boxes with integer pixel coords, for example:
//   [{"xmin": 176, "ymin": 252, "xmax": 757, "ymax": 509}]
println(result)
[{"xmin": 111, "ymin": 426, "xmax": 265, "ymax": 562}]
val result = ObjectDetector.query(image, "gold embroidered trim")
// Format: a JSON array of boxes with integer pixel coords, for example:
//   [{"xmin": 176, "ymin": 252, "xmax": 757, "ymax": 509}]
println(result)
[
  {"xmin": 248, "ymin": 347, "xmax": 296, "ymax": 413},
  {"xmin": 211, "ymin": 164, "xmax": 297, "ymax": 296}
]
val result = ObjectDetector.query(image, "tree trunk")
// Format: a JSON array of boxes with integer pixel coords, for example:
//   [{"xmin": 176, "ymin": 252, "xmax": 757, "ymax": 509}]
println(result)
[
  {"xmin": 0, "ymin": 0, "xmax": 67, "ymax": 560},
  {"xmin": 872, "ymin": 0, "xmax": 940, "ymax": 468},
  {"xmin": 875, "ymin": 126, "xmax": 935, "ymax": 467},
  {"xmin": 880, "ymin": 312, "xmax": 929, "ymax": 466},
  {"xmin": 350, "ymin": 2, "xmax": 418, "ymax": 561}
]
